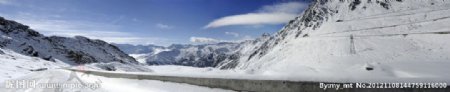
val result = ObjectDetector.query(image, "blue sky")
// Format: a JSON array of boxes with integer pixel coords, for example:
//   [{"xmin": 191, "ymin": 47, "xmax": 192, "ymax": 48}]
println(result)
[{"xmin": 0, "ymin": 0, "xmax": 311, "ymax": 46}]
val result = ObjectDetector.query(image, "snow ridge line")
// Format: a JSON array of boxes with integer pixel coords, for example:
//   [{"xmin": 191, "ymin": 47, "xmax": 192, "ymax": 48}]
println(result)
[{"xmin": 65, "ymin": 69, "xmax": 450, "ymax": 92}]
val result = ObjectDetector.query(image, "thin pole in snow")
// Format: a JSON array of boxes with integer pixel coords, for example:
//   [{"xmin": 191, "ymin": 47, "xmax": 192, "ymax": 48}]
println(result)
[{"xmin": 350, "ymin": 34, "xmax": 356, "ymax": 54}]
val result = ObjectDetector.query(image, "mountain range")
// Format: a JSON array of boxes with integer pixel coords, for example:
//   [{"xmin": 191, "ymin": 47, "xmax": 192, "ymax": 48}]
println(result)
[
  {"xmin": 0, "ymin": 16, "xmax": 151, "ymax": 73},
  {"xmin": 116, "ymin": 0, "xmax": 450, "ymax": 78},
  {"xmin": 1, "ymin": 0, "xmax": 450, "ymax": 82}
]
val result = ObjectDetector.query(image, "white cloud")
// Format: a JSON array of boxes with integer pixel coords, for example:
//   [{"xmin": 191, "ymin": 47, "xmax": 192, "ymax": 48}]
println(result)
[
  {"xmin": 190, "ymin": 35, "xmax": 255, "ymax": 44},
  {"xmin": 190, "ymin": 37, "xmax": 219, "ymax": 43},
  {"xmin": 205, "ymin": 13, "xmax": 297, "ymax": 28},
  {"xmin": 132, "ymin": 18, "xmax": 138, "ymax": 22},
  {"xmin": 0, "ymin": 0, "xmax": 11, "ymax": 5},
  {"xmin": 98, "ymin": 37, "xmax": 173, "ymax": 46},
  {"xmin": 156, "ymin": 23, "xmax": 173, "ymax": 29},
  {"xmin": 225, "ymin": 32, "xmax": 240, "ymax": 37},
  {"xmin": 204, "ymin": 2, "xmax": 307, "ymax": 28}
]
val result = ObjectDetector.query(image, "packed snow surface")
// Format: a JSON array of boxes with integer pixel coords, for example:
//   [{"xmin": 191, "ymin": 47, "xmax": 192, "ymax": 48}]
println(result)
[
  {"xmin": 144, "ymin": 65, "xmax": 450, "ymax": 83},
  {"xmin": 0, "ymin": 69, "xmax": 234, "ymax": 92},
  {"xmin": 0, "ymin": 48, "xmax": 68, "ymax": 82}
]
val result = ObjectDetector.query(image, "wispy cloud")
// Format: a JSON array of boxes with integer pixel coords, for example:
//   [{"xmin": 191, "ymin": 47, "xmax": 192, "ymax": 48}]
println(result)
[
  {"xmin": 101, "ymin": 37, "xmax": 173, "ymax": 46},
  {"xmin": 239, "ymin": 35, "xmax": 254, "ymax": 41},
  {"xmin": 190, "ymin": 37, "xmax": 219, "ymax": 43},
  {"xmin": 190, "ymin": 35, "xmax": 254, "ymax": 44},
  {"xmin": 225, "ymin": 32, "xmax": 239, "ymax": 37},
  {"xmin": 0, "ymin": 0, "xmax": 11, "ymax": 5},
  {"xmin": 111, "ymin": 15, "xmax": 125, "ymax": 24},
  {"xmin": 204, "ymin": 2, "xmax": 307, "ymax": 29},
  {"xmin": 132, "ymin": 18, "xmax": 138, "ymax": 22},
  {"xmin": 205, "ymin": 13, "xmax": 297, "ymax": 28},
  {"xmin": 156, "ymin": 23, "xmax": 173, "ymax": 29}
]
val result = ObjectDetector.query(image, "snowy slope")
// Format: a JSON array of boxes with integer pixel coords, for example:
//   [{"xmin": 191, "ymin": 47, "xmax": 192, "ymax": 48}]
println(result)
[
  {"xmin": 215, "ymin": 0, "xmax": 450, "ymax": 80},
  {"xmin": 0, "ymin": 48, "xmax": 67, "ymax": 82},
  {"xmin": 129, "ymin": 54, "xmax": 150, "ymax": 63}
]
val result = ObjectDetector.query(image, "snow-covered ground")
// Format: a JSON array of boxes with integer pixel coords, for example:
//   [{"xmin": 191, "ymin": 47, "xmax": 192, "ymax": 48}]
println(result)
[
  {"xmin": 61, "ymin": 65, "xmax": 444, "ymax": 84},
  {"xmin": 0, "ymin": 48, "xmax": 68, "ymax": 82},
  {"xmin": 147, "ymin": 65, "xmax": 450, "ymax": 83},
  {"xmin": 129, "ymin": 54, "xmax": 149, "ymax": 64},
  {"xmin": 0, "ymin": 51, "xmax": 229, "ymax": 92},
  {"xmin": 0, "ymin": 48, "xmax": 150, "ymax": 83},
  {"xmin": 0, "ymin": 69, "xmax": 234, "ymax": 92}
]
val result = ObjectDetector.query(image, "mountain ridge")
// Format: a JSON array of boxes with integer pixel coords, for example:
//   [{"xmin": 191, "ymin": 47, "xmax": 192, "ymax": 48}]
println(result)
[{"xmin": 0, "ymin": 16, "xmax": 151, "ymax": 72}]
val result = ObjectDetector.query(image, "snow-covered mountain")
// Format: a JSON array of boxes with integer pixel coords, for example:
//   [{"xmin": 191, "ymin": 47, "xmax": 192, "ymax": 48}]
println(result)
[
  {"xmin": 215, "ymin": 0, "xmax": 450, "ymax": 78},
  {"xmin": 0, "ymin": 16, "xmax": 150, "ymax": 72},
  {"xmin": 112, "ymin": 43, "xmax": 166, "ymax": 54},
  {"xmin": 114, "ymin": 33, "xmax": 277, "ymax": 69},
  {"xmin": 146, "ymin": 42, "xmax": 241, "ymax": 67},
  {"xmin": 113, "ymin": 0, "xmax": 450, "ymax": 79},
  {"xmin": 115, "ymin": 42, "xmax": 242, "ymax": 67}
]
